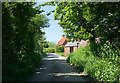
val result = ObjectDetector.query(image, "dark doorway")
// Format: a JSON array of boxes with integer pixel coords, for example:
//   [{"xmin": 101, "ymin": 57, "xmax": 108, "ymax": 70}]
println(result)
[{"xmin": 70, "ymin": 47, "xmax": 73, "ymax": 53}]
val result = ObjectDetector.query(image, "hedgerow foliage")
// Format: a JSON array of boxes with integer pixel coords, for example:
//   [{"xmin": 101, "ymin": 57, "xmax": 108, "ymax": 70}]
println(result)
[
  {"xmin": 2, "ymin": 2, "xmax": 49, "ymax": 81},
  {"xmin": 67, "ymin": 42, "xmax": 120, "ymax": 82},
  {"xmin": 55, "ymin": 46, "xmax": 64, "ymax": 53},
  {"xmin": 46, "ymin": 48, "xmax": 55, "ymax": 53}
]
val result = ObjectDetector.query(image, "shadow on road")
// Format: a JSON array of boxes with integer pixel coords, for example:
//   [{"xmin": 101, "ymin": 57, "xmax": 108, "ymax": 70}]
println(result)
[{"xmin": 28, "ymin": 53, "xmax": 94, "ymax": 81}]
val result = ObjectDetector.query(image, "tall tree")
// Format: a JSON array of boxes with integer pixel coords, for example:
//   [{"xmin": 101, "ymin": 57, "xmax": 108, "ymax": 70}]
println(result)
[
  {"xmin": 50, "ymin": 2, "xmax": 119, "ymax": 44},
  {"xmin": 2, "ymin": 2, "xmax": 49, "ymax": 81}
]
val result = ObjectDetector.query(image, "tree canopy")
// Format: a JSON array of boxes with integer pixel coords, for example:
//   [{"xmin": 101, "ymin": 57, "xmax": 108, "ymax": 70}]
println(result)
[
  {"xmin": 2, "ymin": 2, "xmax": 49, "ymax": 81},
  {"xmin": 52, "ymin": 2, "xmax": 119, "ymax": 43}
]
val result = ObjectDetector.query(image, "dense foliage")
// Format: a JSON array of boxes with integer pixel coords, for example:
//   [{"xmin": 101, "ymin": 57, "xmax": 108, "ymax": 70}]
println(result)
[
  {"xmin": 55, "ymin": 46, "xmax": 64, "ymax": 53},
  {"xmin": 2, "ymin": 2, "xmax": 49, "ymax": 81},
  {"xmin": 43, "ymin": 41, "xmax": 49, "ymax": 48},
  {"xmin": 45, "ymin": 48, "xmax": 55, "ymax": 53},
  {"xmin": 43, "ymin": 2, "xmax": 119, "ymax": 45},
  {"xmin": 53, "ymin": 2, "xmax": 119, "ymax": 42},
  {"xmin": 67, "ymin": 45, "xmax": 120, "ymax": 82}
]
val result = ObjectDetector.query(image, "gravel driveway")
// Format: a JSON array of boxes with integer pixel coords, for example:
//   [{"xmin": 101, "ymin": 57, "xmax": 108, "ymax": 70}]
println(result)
[{"xmin": 27, "ymin": 53, "xmax": 93, "ymax": 82}]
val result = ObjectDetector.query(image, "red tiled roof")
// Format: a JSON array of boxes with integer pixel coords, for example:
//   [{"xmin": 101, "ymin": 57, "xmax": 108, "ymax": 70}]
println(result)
[{"xmin": 56, "ymin": 38, "xmax": 67, "ymax": 46}]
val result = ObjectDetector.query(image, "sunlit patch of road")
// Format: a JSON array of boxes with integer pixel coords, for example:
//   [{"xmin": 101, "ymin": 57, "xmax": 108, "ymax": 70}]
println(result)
[
  {"xmin": 49, "ymin": 72, "xmax": 88, "ymax": 76},
  {"xmin": 43, "ymin": 54, "xmax": 66, "ymax": 60},
  {"xmin": 27, "ymin": 53, "xmax": 93, "ymax": 81}
]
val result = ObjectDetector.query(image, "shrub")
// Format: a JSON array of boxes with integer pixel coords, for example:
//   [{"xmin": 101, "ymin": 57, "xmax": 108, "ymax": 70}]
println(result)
[
  {"xmin": 67, "ymin": 44, "xmax": 120, "ymax": 82},
  {"xmin": 2, "ymin": 51, "xmax": 43, "ymax": 81},
  {"xmin": 46, "ymin": 48, "xmax": 55, "ymax": 53},
  {"xmin": 87, "ymin": 58, "xmax": 119, "ymax": 82},
  {"xmin": 55, "ymin": 46, "xmax": 64, "ymax": 53}
]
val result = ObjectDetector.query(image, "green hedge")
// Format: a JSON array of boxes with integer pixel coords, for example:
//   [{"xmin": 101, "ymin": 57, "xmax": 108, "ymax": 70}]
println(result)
[
  {"xmin": 67, "ymin": 43, "xmax": 120, "ymax": 82},
  {"xmin": 46, "ymin": 48, "xmax": 55, "ymax": 53},
  {"xmin": 3, "ymin": 51, "xmax": 44, "ymax": 81},
  {"xmin": 55, "ymin": 46, "xmax": 64, "ymax": 53}
]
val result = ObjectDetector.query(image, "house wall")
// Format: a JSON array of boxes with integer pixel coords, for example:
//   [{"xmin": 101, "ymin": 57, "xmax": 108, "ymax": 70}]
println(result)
[
  {"xmin": 78, "ymin": 38, "xmax": 100, "ymax": 48},
  {"xmin": 73, "ymin": 46, "xmax": 78, "ymax": 52},
  {"xmin": 65, "ymin": 46, "xmax": 78, "ymax": 55},
  {"xmin": 64, "ymin": 47, "xmax": 70, "ymax": 55},
  {"xmin": 78, "ymin": 40, "xmax": 88, "ymax": 47},
  {"xmin": 64, "ymin": 38, "xmax": 100, "ymax": 55}
]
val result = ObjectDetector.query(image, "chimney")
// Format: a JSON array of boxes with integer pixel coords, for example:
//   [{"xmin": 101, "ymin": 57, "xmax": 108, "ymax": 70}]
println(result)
[{"xmin": 62, "ymin": 34, "xmax": 65, "ymax": 38}]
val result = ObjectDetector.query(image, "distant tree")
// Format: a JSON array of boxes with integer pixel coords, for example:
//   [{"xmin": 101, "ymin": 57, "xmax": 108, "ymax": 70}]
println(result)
[
  {"xmin": 48, "ymin": 41, "xmax": 56, "ymax": 48},
  {"xmin": 30, "ymin": 14, "xmax": 49, "ymax": 52}
]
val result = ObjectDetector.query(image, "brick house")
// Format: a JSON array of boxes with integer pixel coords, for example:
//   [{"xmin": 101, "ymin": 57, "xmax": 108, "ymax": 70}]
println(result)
[
  {"xmin": 56, "ymin": 35, "xmax": 100, "ymax": 55},
  {"xmin": 64, "ymin": 38, "xmax": 100, "ymax": 55},
  {"xmin": 64, "ymin": 41, "xmax": 79, "ymax": 55},
  {"xmin": 56, "ymin": 35, "xmax": 67, "ymax": 46}
]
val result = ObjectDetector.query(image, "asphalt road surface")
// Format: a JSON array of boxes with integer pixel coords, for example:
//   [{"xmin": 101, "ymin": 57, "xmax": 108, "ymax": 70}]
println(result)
[{"xmin": 27, "ymin": 53, "xmax": 93, "ymax": 82}]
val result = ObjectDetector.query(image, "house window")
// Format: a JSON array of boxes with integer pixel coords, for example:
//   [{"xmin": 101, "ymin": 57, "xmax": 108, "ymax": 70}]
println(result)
[{"xmin": 70, "ymin": 47, "xmax": 73, "ymax": 53}]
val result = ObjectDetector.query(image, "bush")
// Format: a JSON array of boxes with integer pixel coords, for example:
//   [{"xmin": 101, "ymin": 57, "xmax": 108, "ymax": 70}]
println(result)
[
  {"xmin": 55, "ymin": 46, "xmax": 64, "ymax": 53},
  {"xmin": 87, "ymin": 58, "xmax": 119, "ymax": 81},
  {"xmin": 2, "ymin": 51, "xmax": 43, "ymax": 81},
  {"xmin": 67, "ymin": 44, "xmax": 120, "ymax": 82},
  {"xmin": 68, "ymin": 46, "xmax": 91, "ymax": 72},
  {"xmin": 46, "ymin": 48, "xmax": 55, "ymax": 53}
]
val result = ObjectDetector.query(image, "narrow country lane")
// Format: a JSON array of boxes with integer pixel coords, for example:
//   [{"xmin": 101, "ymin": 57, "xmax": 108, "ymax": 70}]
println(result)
[{"xmin": 27, "ymin": 53, "xmax": 93, "ymax": 81}]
